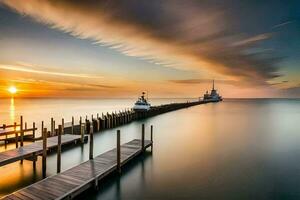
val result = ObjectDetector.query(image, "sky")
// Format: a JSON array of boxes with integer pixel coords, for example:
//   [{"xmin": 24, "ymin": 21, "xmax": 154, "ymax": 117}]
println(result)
[{"xmin": 0, "ymin": 0, "xmax": 299, "ymax": 98}]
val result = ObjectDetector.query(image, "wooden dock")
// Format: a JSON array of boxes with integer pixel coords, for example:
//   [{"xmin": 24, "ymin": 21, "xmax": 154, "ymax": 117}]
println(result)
[
  {"xmin": 1, "ymin": 139, "xmax": 152, "ymax": 200},
  {"xmin": 0, "ymin": 134, "xmax": 87, "ymax": 167}
]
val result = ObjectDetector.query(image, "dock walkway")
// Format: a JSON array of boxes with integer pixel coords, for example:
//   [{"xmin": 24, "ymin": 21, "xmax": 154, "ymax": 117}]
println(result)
[
  {"xmin": 0, "ymin": 134, "xmax": 86, "ymax": 167},
  {"xmin": 2, "ymin": 139, "xmax": 152, "ymax": 200}
]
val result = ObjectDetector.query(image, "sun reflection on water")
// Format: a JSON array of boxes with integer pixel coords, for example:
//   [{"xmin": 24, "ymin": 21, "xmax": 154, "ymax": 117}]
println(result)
[{"xmin": 9, "ymin": 97, "xmax": 15, "ymax": 124}]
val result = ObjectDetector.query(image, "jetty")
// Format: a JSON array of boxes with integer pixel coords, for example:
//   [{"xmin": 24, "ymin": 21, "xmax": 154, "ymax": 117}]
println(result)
[
  {"xmin": 1, "ymin": 124, "xmax": 153, "ymax": 200},
  {"xmin": 0, "ymin": 98, "xmax": 219, "ymax": 199},
  {"xmin": 0, "ymin": 134, "xmax": 87, "ymax": 168}
]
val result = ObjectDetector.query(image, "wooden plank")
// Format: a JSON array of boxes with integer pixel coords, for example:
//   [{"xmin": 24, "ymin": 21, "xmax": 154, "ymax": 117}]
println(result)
[
  {"xmin": 1, "ymin": 139, "xmax": 152, "ymax": 200},
  {"xmin": 0, "ymin": 134, "xmax": 87, "ymax": 167}
]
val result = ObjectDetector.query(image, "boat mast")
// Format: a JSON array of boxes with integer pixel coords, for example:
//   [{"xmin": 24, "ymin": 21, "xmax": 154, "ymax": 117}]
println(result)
[{"xmin": 212, "ymin": 79, "xmax": 215, "ymax": 90}]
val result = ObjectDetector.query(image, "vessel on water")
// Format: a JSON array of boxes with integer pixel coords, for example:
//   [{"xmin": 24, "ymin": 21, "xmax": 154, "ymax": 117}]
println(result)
[
  {"xmin": 133, "ymin": 92, "xmax": 151, "ymax": 111},
  {"xmin": 203, "ymin": 80, "xmax": 223, "ymax": 102}
]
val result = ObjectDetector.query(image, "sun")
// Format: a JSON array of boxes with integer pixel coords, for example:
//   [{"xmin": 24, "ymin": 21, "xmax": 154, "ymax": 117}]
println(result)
[{"xmin": 8, "ymin": 86, "xmax": 18, "ymax": 94}]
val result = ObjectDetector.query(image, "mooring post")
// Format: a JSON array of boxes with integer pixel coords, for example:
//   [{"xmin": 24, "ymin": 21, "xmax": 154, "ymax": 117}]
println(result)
[
  {"xmin": 20, "ymin": 116, "xmax": 24, "ymax": 147},
  {"xmin": 41, "ymin": 121, "xmax": 44, "ymax": 139},
  {"xmin": 71, "ymin": 116, "xmax": 74, "ymax": 134},
  {"xmin": 51, "ymin": 118, "xmax": 54, "ymax": 136},
  {"xmin": 150, "ymin": 125, "xmax": 153, "ymax": 152},
  {"xmin": 14, "ymin": 122, "xmax": 18, "ymax": 148},
  {"xmin": 89, "ymin": 121, "xmax": 94, "ymax": 160},
  {"xmin": 142, "ymin": 124, "xmax": 145, "ymax": 151},
  {"xmin": 79, "ymin": 117, "xmax": 84, "ymax": 143},
  {"xmin": 53, "ymin": 120, "xmax": 56, "ymax": 136},
  {"xmin": 117, "ymin": 129, "xmax": 121, "ymax": 173},
  {"xmin": 80, "ymin": 124, "xmax": 84, "ymax": 144},
  {"xmin": 42, "ymin": 128, "xmax": 47, "ymax": 178},
  {"xmin": 32, "ymin": 122, "xmax": 36, "ymax": 140},
  {"xmin": 62, "ymin": 118, "xmax": 64, "ymax": 135},
  {"xmin": 57, "ymin": 125, "xmax": 62, "ymax": 173}
]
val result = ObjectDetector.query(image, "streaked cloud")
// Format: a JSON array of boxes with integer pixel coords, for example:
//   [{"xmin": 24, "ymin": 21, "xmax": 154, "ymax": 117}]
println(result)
[
  {"xmin": 0, "ymin": 64, "xmax": 103, "ymax": 79},
  {"xmin": 1, "ymin": 0, "xmax": 281, "ymax": 86},
  {"xmin": 232, "ymin": 33, "xmax": 272, "ymax": 47},
  {"xmin": 272, "ymin": 21, "xmax": 293, "ymax": 29},
  {"xmin": 169, "ymin": 79, "xmax": 238, "ymax": 86}
]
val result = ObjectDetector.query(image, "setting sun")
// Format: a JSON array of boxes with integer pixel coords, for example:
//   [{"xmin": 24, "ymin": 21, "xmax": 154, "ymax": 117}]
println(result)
[{"xmin": 8, "ymin": 86, "xmax": 17, "ymax": 94}]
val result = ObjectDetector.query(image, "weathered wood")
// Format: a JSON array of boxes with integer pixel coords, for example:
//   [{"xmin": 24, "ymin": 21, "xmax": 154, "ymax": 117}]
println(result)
[
  {"xmin": 2, "ymin": 139, "xmax": 152, "ymax": 200},
  {"xmin": 32, "ymin": 122, "xmax": 36, "ymax": 140},
  {"xmin": 71, "ymin": 117, "xmax": 74, "ymax": 134},
  {"xmin": 142, "ymin": 124, "xmax": 145, "ymax": 151},
  {"xmin": 14, "ymin": 122, "xmax": 18, "ymax": 148},
  {"xmin": 42, "ymin": 128, "xmax": 47, "ymax": 178},
  {"xmin": 151, "ymin": 125, "xmax": 153, "ymax": 152},
  {"xmin": 89, "ymin": 122, "xmax": 94, "ymax": 160},
  {"xmin": 0, "ymin": 134, "xmax": 88, "ymax": 168},
  {"xmin": 20, "ymin": 116, "xmax": 24, "ymax": 147},
  {"xmin": 117, "ymin": 130, "xmax": 121, "ymax": 173},
  {"xmin": 57, "ymin": 125, "xmax": 62, "ymax": 173},
  {"xmin": 51, "ymin": 118, "xmax": 54, "ymax": 136},
  {"xmin": 79, "ymin": 117, "xmax": 83, "ymax": 144},
  {"xmin": 62, "ymin": 118, "xmax": 64, "ymax": 135}
]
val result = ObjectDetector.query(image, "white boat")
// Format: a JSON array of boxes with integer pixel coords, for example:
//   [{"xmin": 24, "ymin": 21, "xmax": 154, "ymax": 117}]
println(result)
[
  {"xmin": 203, "ymin": 80, "xmax": 223, "ymax": 102},
  {"xmin": 133, "ymin": 92, "xmax": 151, "ymax": 111}
]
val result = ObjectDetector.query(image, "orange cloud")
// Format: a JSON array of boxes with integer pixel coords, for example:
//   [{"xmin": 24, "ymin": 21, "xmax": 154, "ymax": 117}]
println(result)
[{"xmin": 2, "ymin": 0, "xmax": 281, "ymax": 86}]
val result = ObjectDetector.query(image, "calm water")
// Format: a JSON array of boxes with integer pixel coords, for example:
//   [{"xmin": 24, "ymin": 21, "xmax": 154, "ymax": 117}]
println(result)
[{"xmin": 0, "ymin": 98, "xmax": 300, "ymax": 199}]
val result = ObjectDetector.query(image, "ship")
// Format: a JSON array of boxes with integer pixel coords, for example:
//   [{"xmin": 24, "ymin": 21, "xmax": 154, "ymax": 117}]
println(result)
[
  {"xmin": 133, "ymin": 92, "xmax": 151, "ymax": 111},
  {"xmin": 203, "ymin": 80, "xmax": 223, "ymax": 102}
]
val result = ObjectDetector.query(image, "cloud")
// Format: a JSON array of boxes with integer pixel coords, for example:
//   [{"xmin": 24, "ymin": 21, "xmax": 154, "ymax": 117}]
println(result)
[
  {"xmin": 272, "ymin": 21, "xmax": 293, "ymax": 29},
  {"xmin": 1, "ymin": 0, "xmax": 281, "ymax": 85},
  {"xmin": 0, "ymin": 64, "xmax": 103, "ymax": 79},
  {"xmin": 280, "ymin": 86, "xmax": 300, "ymax": 98},
  {"xmin": 169, "ymin": 79, "xmax": 238, "ymax": 86},
  {"xmin": 232, "ymin": 34, "xmax": 272, "ymax": 47}
]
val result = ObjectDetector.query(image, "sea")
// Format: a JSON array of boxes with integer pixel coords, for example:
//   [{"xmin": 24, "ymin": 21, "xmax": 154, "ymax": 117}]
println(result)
[{"xmin": 0, "ymin": 98, "xmax": 300, "ymax": 199}]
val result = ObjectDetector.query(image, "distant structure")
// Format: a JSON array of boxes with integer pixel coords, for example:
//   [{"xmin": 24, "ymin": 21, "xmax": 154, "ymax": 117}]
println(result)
[
  {"xmin": 133, "ymin": 92, "xmax": 151, "ymax": 111},
  {"xmin": 203, "ymin": 80, "xmax": 223, "ymax": 102}
]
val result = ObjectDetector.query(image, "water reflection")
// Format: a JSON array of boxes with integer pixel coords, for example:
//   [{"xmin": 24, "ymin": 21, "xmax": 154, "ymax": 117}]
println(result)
[
  {"xmin": 9, "ymin": 97, "xmax": 15, "ymax": 123},
  {"xmin": 0, "ymin": 99, "xmax": 300, "ymax": 199}
]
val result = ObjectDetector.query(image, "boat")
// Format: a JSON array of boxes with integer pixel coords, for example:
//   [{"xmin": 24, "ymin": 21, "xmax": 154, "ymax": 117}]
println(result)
[
  {"xmin": 133, "ymin": 92, "xmax": 151, "ymax": 111},
  {"xmin": 203, "ymin": 80, "xmax": 223, "ymax": 102}
]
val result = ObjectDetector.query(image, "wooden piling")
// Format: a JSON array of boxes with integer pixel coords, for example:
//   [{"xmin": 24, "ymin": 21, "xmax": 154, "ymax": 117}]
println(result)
[
  {"xmin": 71, "ymin": 116, "xmax": 74, "ymax": 134},
  {"xmin": 80, "ymin": 124, "xmax": 84, "ymax": 144},
  {"xmin": 32, "ymin": 122, "xmax": 36, "ymax": 140},
  {"xmin": 89, "ymin": 121, "xmax": 94, "ymax": 160},
  {"xmin": 53, "ymin": 120, "xmax": 56, "ymax": 136},
  {"xmin": 41, "ymin": 121, "xmax": 44, "ymax": 139},
  {"xmin": 42, "ymin": 128, "xmax": 47, "ymax": 178},
  {"xmin": 57, "ymin": 125, "xmax": 62, "ymax": 173},
  {"xmin": 117, "ymin": 130, "xmax": 121, "ymax": 173},
  {"xmin": 142, "ymin": 124, "xmax": 145, "ymax": 151},
  {"xmin": 51, "ymin": 118, "xmax": 54, "ymax": 136},
  {"xmin": 150, "ymin": 125, "xmax": 153, "ymax": 152},
  {"xmin": 62, "ymin": 118, "xmax": 64, "ymax": 135},
  {"xmin": 20, "ymin": 116, "xmax": 24, "ymax": 147}
]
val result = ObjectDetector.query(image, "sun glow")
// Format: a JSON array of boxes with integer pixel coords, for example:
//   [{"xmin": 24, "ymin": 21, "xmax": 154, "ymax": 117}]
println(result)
[{"xmin": 8, "ymin": 86, "xmax": 17, "ymax": 94}]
